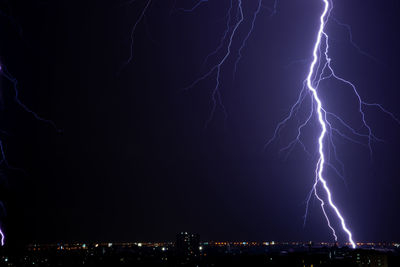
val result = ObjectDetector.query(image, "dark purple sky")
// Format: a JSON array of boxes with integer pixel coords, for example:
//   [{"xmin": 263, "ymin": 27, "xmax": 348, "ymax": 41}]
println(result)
[{"xmin": 1, "ymin": 0, "xmax": 400, "ymax": 246}]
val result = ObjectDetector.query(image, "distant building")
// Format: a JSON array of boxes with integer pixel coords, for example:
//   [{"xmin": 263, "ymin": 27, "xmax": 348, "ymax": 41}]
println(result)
[{"xmin": 176, "ymin": 232, "xmax": 200, "ymax": 257}]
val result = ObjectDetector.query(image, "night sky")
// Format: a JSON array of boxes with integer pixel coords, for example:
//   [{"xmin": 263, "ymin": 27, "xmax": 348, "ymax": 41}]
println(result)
[{"xmin": 0, "ymin": 0, "xmax": 400, "ymax": 247}]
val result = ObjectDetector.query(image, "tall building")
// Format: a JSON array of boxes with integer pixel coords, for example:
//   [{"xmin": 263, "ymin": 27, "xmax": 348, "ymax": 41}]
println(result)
[{"xmin": 176, "ymin": 232, "xmax": 200, "ymax": 257}]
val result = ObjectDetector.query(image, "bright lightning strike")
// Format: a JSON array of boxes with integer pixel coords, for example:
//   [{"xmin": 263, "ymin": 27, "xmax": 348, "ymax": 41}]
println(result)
[
  {"xmin": 306, "ymin": 0, "xmax": 355, "ymax": 248},
  {"xmin": 267, "ymin": 0, "xmax": 400, "ymax": 248}
]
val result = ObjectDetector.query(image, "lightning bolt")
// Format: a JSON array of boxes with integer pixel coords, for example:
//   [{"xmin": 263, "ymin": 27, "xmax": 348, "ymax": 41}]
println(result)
[
  {"xmin": 306, "ymin": 0, "xmax": 356, "ymax": 248},
  {"xmin": 267, "ymin": 0, "xmax": 399, "ymax": 248}
]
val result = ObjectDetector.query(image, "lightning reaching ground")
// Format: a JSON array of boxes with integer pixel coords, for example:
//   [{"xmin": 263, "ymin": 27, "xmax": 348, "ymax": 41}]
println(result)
[
  {"xmin": 304, "ymin": 0, "xmax": 355, "ymax": 248},
  {"xmin": 178, "ymin": 0, "xmax": 361, "ymax": 246},
  {"xmin": 267, "ymin": 0, "xmax": 400, "ymax": 248}
]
